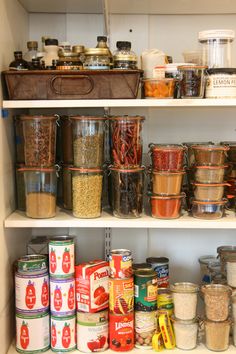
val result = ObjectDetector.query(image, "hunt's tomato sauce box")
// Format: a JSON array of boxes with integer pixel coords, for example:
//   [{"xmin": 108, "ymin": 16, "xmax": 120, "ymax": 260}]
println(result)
[{"xmin": 75, "ymin": 260, "xmax": 109, "ymax": 313}]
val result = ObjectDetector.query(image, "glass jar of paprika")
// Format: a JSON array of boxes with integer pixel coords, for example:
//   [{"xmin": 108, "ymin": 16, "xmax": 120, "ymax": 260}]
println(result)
[
  {"xmin": 149, "ymin": 144, "xmax": 185, "ymax": 171},
  {"xmin": 150, "ymin": 193, "xmax": 185, "ymax": 219}
]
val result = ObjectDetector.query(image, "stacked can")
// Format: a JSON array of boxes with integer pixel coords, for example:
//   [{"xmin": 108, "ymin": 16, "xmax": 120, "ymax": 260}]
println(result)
[
  {"xmin": 49, "ymin": 236, "xmax": 76, "ymax": 352},
  {"xmin": 148, "ymin": 143, "xmax": 186, "ymax": 219},
  {"xmin": 109, "ymin": 249, "xmax": 134, "ymax": 351},
  {"xmin": 15, "ymin": 255, "xmax": 50, "ymax": 353}
]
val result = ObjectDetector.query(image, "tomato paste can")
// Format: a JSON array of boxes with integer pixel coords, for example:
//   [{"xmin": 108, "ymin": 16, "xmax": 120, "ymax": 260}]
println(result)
[
  {"xmin": 17, "ymin": 255, "xmax": 48, "ymax": 275},
  {"xmin": 109, "ymin": 277, "xmax": 134, "ymax": 314},
  {"xmin": 109, "ymin": 249, "xmax": 133, "ymax": 279},
  {"xmin": 146, "ymin": 257, "xmax": 169, "ymax": 288},
  {"xmin": 51, "ymin": 314, "xmax": 76, "ymax": 352},
  {"xmin": 15, "ymin": 271, "xmax": 49, "ymax": 314},
  {"xmin": 135, "ymin": 310, "xmax": 157, "ymax": 349},
  {"xmin": 16, "ymin": 312, "xmax": 50, "ymax": 353},
  {"xmin": 77, "ymin": 310, "xmax": 109, "ymax": 352},
  {"xmin": 50, "ymin": 278, "xmax": 76, "ymax": 316},
  {"xmin": 49, "ymin": 237, "xmax": 74, "ymax": 278},
  {"xmin": 109, "ymin": 313, "xmax": 134, "ymax": 351},
  {"xmin": 157, "ymin": 288, "xmax": 173, "ymax": 317},
  {"xmin": 134, "ymin": 269, "xmax": 157, "ymax": 311}
]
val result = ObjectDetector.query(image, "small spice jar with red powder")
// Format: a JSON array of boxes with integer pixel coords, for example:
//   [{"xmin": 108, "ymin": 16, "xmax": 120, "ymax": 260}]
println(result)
[{"xmin": 149, "ymin": 144, "xmax": 186, "ymax": 171}]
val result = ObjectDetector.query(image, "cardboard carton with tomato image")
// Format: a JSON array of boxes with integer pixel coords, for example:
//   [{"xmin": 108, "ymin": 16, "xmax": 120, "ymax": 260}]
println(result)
[{"xmin": 75, "ymin": 260, "xmax": 109, "ymax": 313}]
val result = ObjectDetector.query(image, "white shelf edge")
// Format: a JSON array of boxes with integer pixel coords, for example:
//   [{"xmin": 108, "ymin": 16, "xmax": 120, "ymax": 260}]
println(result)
[
  {"xmin": 3, "ymin": 99, "xmax": 236, "ymax": 109},
  {"xmin": 6, "ymin": 341, "xmax": 236, "ymax": 354},
  {"xmin": 4, "ymin": 209, "xmax": 236, "ymax": 229}
]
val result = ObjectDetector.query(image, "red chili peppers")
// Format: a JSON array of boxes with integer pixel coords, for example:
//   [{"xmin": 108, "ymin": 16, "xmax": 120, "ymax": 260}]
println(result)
[{"xmin": 110, "ymin": 116, "xmax": 145, "ymax": 167}]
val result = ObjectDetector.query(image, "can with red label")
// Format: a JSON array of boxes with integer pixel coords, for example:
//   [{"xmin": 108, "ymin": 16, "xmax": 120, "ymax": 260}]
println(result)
[
  {"xmin": 109, "ymin": 313, "xmax": 134, "ymax": 351},
  {"xmin": 15, "ymin": 271, "xmax": 49, "ymax": 314},
  {"xmin": 77, "ymin": 310, "xmax": 108, "ymax": 352},
  {"xmin": 51, "ymin": 314, "xmax": 76, "ymax": 352},
  {"xmin": 50, "ymin": 278, "xmax": 75, "ymax": 316},
  {"xmin": 109, "ymin": 249, "xmax": 133, "ymax": 279},
  {"xmin": 109, "ymin": 277, "xmax": 134, "ymax": 314},
  {"xmin": 49, "ymin": 237, "xmax": 74, "ymax": 278},
  {"xmin": 146, "ymin": 257, "xmax": 169, "ymax": 288},
  {"xmin": 16, "ymin": 312, "xmax": 50, "ymax": 353}
]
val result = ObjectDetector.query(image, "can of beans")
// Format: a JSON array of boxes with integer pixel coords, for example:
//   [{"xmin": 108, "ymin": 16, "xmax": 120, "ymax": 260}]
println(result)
[
  {"xmin": 50, "ymin": 278, "xmax": 75, "ymax": 316},
  {"xmin": 146, "ymin": 257, "xmax": 169, "ymax": 288},
  {"xmin": 135, "ymin": 311, "xmax": 157, "ymax": 349},
  {"xmin": 15, "ymin": 271, "xmax": 49, "ymax": 314},
  {"xmin": 157, "ymin": 288, "xmax": 173, "ymax": 317},
  {"xmin": 109, "ymin": 277, "xmax": 134, "ymax": 314},
  {"xmin": 109, "ymin": 313, "xmax": 134, "ymax": 351},
  {"xmin": 51, "ymin": 314, "xmax": 76, "ymax": 352},
  {"xmin": 77, "ymin": 310, "xmax": 109, "ymax": 352},
  {"xmin": 109, "ymin": 249, "xmax": 133, "ymax": 279},
  {"xmin": 17, "ymin": 255, "xmax": 48, "ymax": 274},
  {"xmin": 49, "ymin": 237, "xmax": 74, "ymax": 278},
  {"xmin": 16, "ymin": 312, "xmax": 50, "ymax": 353},
  {"xmin": 134, "ymin": 269, "xmax": 157, "ymax": 311}
]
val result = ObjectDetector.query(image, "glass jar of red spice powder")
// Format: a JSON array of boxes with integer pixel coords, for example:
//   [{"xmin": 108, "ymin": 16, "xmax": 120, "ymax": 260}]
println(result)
[
  {"xmin": 150, "ymin": 193, "xmax": 185, "ymax": 219},
  {"xmin": 110, "ymin": 116, "xmax": 145, "ymax": 168},
  {"xmin": 149, "ymin": 144, "xmax": 185, "ymax": 171}
]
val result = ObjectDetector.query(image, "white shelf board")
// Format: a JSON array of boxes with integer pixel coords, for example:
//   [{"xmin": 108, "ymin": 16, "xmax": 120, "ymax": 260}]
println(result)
[
  {"xmin": 4, "ymin": 209, "xmax": 236, "ymax": 229},
  {"xmin": 3, "ymin": 99, "xmax": 236, "ymax": 109},
  {"xmin": 6, "ymin": 342, "xmax": 236, "ymax": 354}
]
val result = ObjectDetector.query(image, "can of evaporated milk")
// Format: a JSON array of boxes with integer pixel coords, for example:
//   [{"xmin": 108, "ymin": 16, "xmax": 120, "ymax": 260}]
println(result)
[
  {"xmin": 15, "ymin": 271, "xmax": 49, "ymax": 314},
  {"xmin": 17, "ymin": 255, "xmax": 48, "ymax": 274},
  {"xmin": 77, "ymin": 310, "xmax": 109, "ymax": 352},
  {"xmin": 109, "ymin": 277, "xmax": 134, "ymax": 314},
  {"xmin": 16, "ymin": 312, "xmax": 50, "ymax": 353},
  {"xmin": 135, "ymin": 311, "xmax": 157, "ymax": 349},
  {"xmin": 109, "ymin": 249, "xmax": 133, "ymax": 279},
  {"xmin": 109, "ymin": 313, "xmax": 134, "ymax": 351},
  {"xmin": 50, "ymin": 278, "xmax": 75, "ymax": 316},
  {"xmin": 49, "ymin": 237, "xmax": 74, "ymax": 278},
  {"xmin": 146, "ymin": 257, "xmax": 169, "ymax": 288},
  {"xmin": 51, "ymin": 314, "xmax": 76, "ymax": 352},
  {"xmin": 134, "ymin": 269, "xmax": 157, "ymax": 311}
]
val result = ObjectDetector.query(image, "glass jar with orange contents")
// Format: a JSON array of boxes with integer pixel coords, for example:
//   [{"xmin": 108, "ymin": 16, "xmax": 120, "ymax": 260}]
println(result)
[{"xmin": 142, "ymin": 78, "xmax": 175, "ymax": 98}]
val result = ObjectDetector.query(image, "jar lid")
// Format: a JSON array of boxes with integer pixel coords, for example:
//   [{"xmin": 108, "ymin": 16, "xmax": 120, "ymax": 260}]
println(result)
[
  {"xmin": 149, "ymin": 143, "xmax": 185, "ymax": 151},
  {"xmin": 217, "ymin": 245, "xmax": 236, "ymax": 253},
  {"xmin": 152, "ymin": 170, "xmax": 185, "ymax": 176},
  {"xmin": 150, "ymin": 193, "xmax": 186, "ymax": 200},
  {"xmin": 183, "ymin": 141, "xmax": 214, "ymax": 147},
  {"xmin": 27, "ymin": 41, "xmax": 38, "ymax": 49},
  {"xmin": 134, "ymin": 268, "xmax": 157, "ymax": 277},
  {"xmin": 143, "ymin": 78, "xmax": 175, "ymax": 82},
  {"xmin": 97, "ymin": 36, "xmax": 107, "ymax": 42},
  {"xmin": 85, "ymin": 48, "xmax": 110, "ymax": 56},
  {"xmin": 192, "ymin": 199, "xmax": 227, "ymax": 205},
  {"xmin": 72, "ymin": 45, "xmax": 85, "ymax": 54},
  {"xmin": 58, "ymin": 51, "xmax": 78, "ymax": 58},
  {"xmin": 172, "ymin": 317, "xmax": 198, "ymax": 324},
  {"xmin": 178, "ymin": 65, "xmax": 207, "ymax": 70},
  {"xmin": 114, "ymin": 54, "xmax": 137, "ymax": 61},
  {"xmin": 18, "ymin": 167, "xmax": 56, "ymax": 172},
  {"xmin": 132, "ymin": 263, "xmax": 152, "ymax": 270},
  {"xmin": 201, "ymin": 284, "xmax": 232, "ymax": 295},
  {"xmin": 14, "ymin": 51, "xmax": 22, "ymax": 55},
  {"xmin": 171, "ymin": 282, "xmax": 199, "ymax": 293},
  {"xmin": 19, "ymin": 115, "xmax": 58, "ymax": 121},
  {"xmin": 109, "ymin": 115, "xmax": 145, "ymax": 122},
  {"xmin": 194, "ymin": 165, "xmax": 227, "ymax": 170},
  {"xmin": 198, "ymin": 255, "xmax": 217, "ymax": 265},
  {"xmin": 70, "ymin": 115, "xmax": 106, "ymax": 121},
  {"xmin": 109, "ymin": 166, "xmax": 145, "ymax": 173},
  {"xmin": 206, "ymin": 68, "xmax": 236, "ymax": 75},
  {"xmin": 45, "ymin": 38, "xmax": 58, "ymax": 46},
  {"xmin": 116, "ymin": 41, "xmax": 131, "ymax": 50},
  {"xmin": 198, "ymin": 29, "xmax": 235, "ymax": 41},
  {"xmin": 191, "ymin": 144, "xmax": 230, "ymax": 151},
  {"xmin": 146, "ymin": 257, "xmax": 169, "ymax": 264},
  {"xmin": 69, "ymin": 168, "xmax": 103, "ymax": 173},
  {"xmin": 192, "ymin": 182, "xmax": 229, "ymax": 187}
]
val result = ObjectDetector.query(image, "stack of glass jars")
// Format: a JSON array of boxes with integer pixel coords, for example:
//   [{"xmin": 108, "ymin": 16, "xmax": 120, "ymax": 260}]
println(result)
[
  {"xmin": 109, "ymin": 116, "xmax": 145, "ymax": 218},
  {"xmin": 148, "ymin": 144, "xmax": 186, "ymax": 219},
  {"xmin": 221, "ymin": 141, "xmax": 236, "ymax": 209},
  {"xmin": 171, "ymin": 282, "xmax": 199, "ymax": 350},
  {"xmin": 16, "ymin": 115, "xmax": 58, "ymax": 218},
  {"xmin": 190, "ymin": 144, "xmax": 229, "ymax": 219}
]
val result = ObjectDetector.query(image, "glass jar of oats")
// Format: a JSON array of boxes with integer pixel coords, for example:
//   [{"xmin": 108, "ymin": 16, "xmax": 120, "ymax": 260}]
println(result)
[
  {"xmin": 201, "ymin": 284, "xmax": 232, "ymax": 321},
  {"xmin": 170, "ymin": 282, "xmax": 199, "ymax": 320}
]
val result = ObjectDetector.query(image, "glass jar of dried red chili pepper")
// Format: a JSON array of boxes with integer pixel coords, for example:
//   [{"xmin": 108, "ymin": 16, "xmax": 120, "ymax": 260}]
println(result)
[
  {"xmin": 110, "ymin": 116, "xmax": 145, "ymax": 168},
  {"xmin": 109, "ymin": 166, "xmax": 144, "ymax": 218},
  {"xmin": 149, "ymin": 144, "xmax": 186, "ymax": 171},
  {"xmin": 150, "ymin": 193, "xmax": 185, "ymax": 219}
]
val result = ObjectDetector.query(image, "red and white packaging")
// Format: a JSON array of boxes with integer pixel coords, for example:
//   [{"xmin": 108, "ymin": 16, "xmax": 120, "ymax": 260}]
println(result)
[
  {"xmin": 109, "ymin": 313, "xmax": 134, "ymax": 351},
  {"xmin": 75, "ymin": 260, "xmax": 109, "ymax": 313},
  {"xmin": 50, "ymin": 278, "xmax": 75, "ymax": 316},
  {"xmin": 51, "ymin": 315, "xmax": 76, "ymax": 351}
]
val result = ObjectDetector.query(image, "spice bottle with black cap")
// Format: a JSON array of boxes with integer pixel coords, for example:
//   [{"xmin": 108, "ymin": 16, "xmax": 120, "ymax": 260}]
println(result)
[{"xmin": 9, "ymin": 51, "xmax": 28, "ymax": 70}]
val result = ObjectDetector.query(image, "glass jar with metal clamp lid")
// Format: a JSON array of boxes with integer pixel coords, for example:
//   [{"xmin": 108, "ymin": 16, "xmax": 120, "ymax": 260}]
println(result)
[{"xmin": 84, "ymin": 48, "xmax": 110, "ymax": 70}]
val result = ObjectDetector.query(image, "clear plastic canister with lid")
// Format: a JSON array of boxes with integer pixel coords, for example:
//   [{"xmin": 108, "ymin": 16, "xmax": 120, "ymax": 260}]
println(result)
[
  {"xmin": 198, "ymin": 255, "xmax": 218, "ymax": 284},
  {"xmin": 198, "ymin": 29, "xmax": 235, "ymax": 68}
]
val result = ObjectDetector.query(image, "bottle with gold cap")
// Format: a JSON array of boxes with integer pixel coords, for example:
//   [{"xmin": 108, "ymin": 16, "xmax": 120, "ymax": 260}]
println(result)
[
  {"xmin": 96, "ymin": 36, "xmax": 113, "ymax": 68},
  {"xmin": 23, "ymin": 41, "xmax": 38, "ymax": 63}
]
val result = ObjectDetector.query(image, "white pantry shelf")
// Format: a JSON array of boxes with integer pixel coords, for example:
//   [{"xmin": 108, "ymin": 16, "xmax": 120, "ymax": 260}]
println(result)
[
  {"xmin": 3, "ymin": 99, "xmax": 236, "ymax": 109},
  {"xmin": 6, "ymin": 342, "xmax": 236, "ymax": 354},
  {"xmin": 4, "ymin": 209, "xmax": 236, "ymax": 229}
]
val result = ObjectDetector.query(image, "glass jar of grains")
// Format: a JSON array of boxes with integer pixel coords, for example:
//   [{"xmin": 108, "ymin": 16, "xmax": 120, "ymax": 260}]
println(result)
[
  {"xmin": 204, "ymin": 319, "xmax": 231, "ymax": 351},
  {"xmin": 84, "ymin": 48, "xmax": 110, "ymax": 70},
  {"xmin": 201, "ymin": 284, "xmax": 232, "ymax": 321},
  {"xmin": 173, "ymin": 317, "xmax": 198, "ymax": 350},
  {"xmin": 170, "ymin": 282, "xmax": 199, "ymax": 320}
]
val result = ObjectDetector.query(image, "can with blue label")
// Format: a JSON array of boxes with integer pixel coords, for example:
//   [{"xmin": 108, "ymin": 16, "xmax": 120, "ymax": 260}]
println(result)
[{"xmin": 146, "ymin": 257, "xmax": 169, "ymax": 288}]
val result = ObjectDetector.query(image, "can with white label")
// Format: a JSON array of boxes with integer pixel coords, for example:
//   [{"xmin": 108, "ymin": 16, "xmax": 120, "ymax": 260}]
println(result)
[
  {"xmin": 51, "ymin": 314, "xmax": 76, "ymax": 352},
  {"xmin": 49, "ymin": 237, "xmax": 75, "ymax": 278},
  {"xmin": 50, "ymin": 278, "xmax": 75, "ymax": 316}
]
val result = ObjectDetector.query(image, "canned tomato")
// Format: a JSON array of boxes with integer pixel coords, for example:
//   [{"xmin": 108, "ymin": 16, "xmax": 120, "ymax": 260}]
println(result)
[
  {"xmin": 134, "ymin": 269, "xmax": 157, "ymax": 311},
  {"xmin": 146, "ymin": 257, "xmax": 169, "ymax": 288},
  {"xmin": 157, "ymin": 288, "xmax": 173, "ymax": 317},
  {"xmin": 15, "ymin": 272, "xmax": 49, "ymax": 314},
  {"xmin": 51, "ymin": 314, "xmax": 76, "ymax": 352},
  {"xmin": 135, "ymin": 311, "xmax": 157, "ymax": 349},
  {"xmin": 109, "ymin": 277, "xmax": 134, "ymax": 314},
  {"xmin": 109, "ymin": 249, "xmax": 133, "ymax": 279},
  {"xmin": 17, "ymin": 255, "xmax": 48, "ymax": 274},
  {"xmin": 109, "ymin": 313, "xmax": 134, "ymax": 351},
  {"xmin": 49, "ymin": 237, "xmax": 74, "ymax": 278},
  {"xmin": 77, "ymin": 310, "xmax": 108, "ymax": 352},
  {"xmin": 16, "ymin": 312, "xmax": 50, "ymax": 353},
  {"xmin": 50, "ymin": 278, "xmax": 75, "ymax": 316}
]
